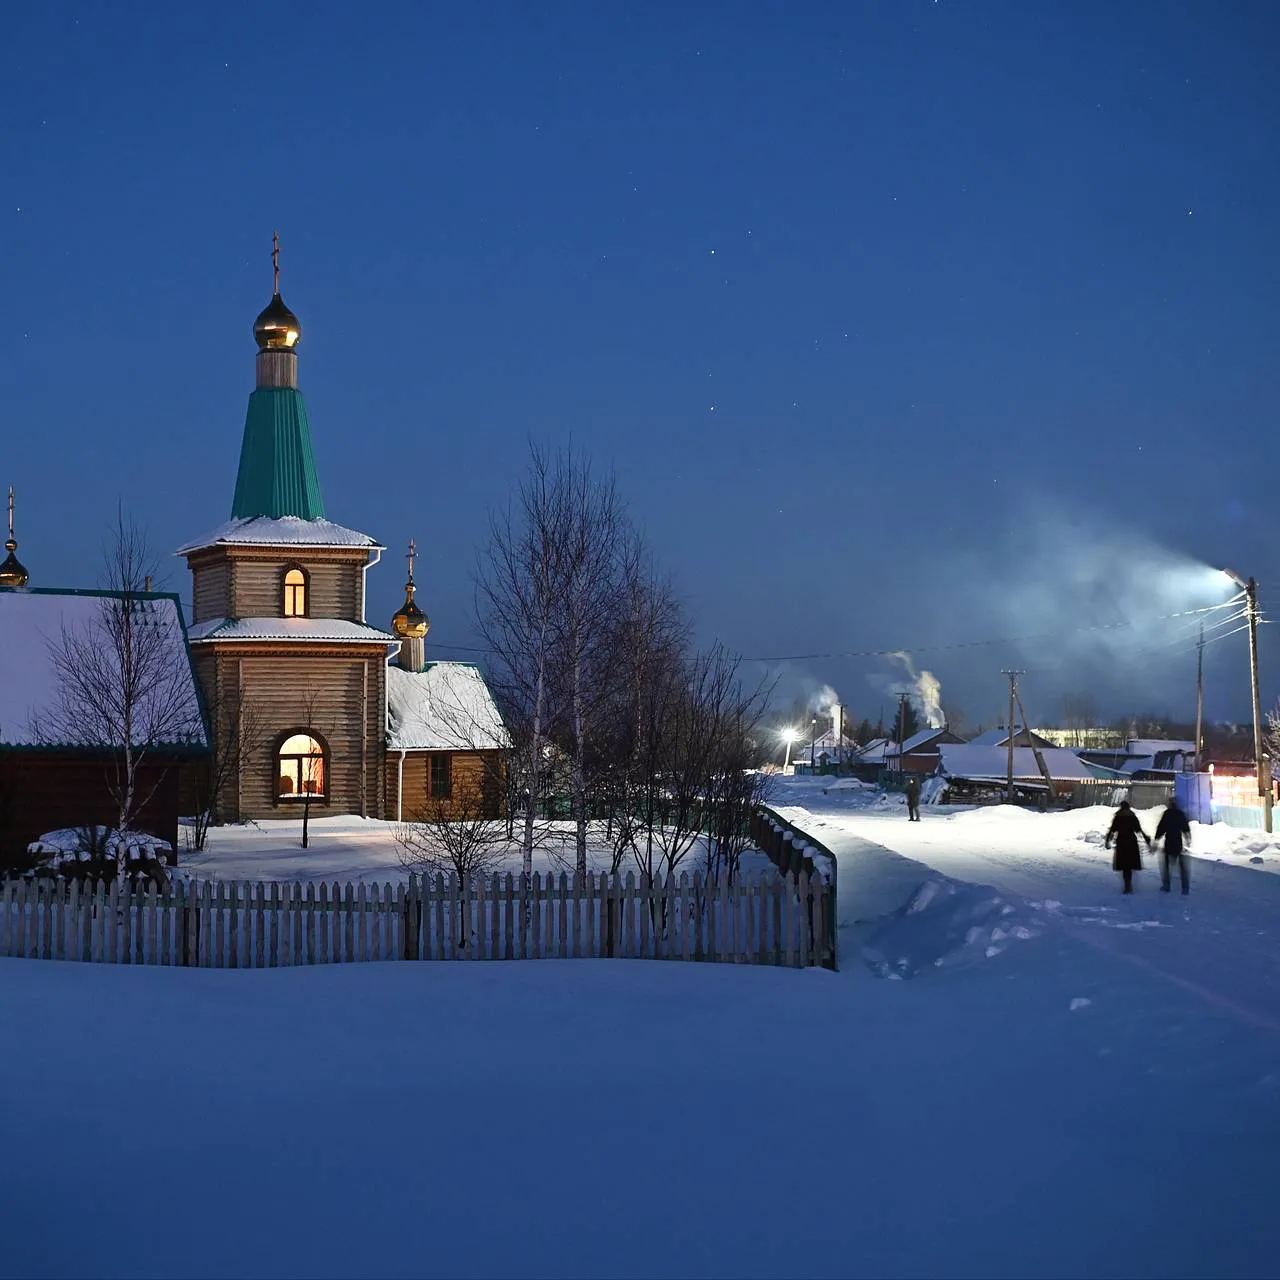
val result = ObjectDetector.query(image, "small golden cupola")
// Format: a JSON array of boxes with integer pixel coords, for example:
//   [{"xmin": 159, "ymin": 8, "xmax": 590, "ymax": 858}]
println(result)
[
  {"xmin": 0, "ymin": 486, "xmax": 30, "ymax": 588},
  {"xmin": 253, "ymin": 232, "xmax": 302, "ymax": 352},
  {"xmin": 392, "ymin": 539, "xmax": 430, "ymax": 672}
]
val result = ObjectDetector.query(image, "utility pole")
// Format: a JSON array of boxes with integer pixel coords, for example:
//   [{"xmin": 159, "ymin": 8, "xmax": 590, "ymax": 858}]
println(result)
[
  {"xmin": 1245, "ymin": 578, "xmax": 1272, "ymax": 834},
  {"xmin": 897, "ymin": 693, "xmax": 909, "ymax": 778},
  {"xmin": 1194, "ymin": 621, "xmax": 1205, "ymax": 774},
  {"xmin": 1001, "ymin": 670, "xmax": 1025, "ymax": 803}
]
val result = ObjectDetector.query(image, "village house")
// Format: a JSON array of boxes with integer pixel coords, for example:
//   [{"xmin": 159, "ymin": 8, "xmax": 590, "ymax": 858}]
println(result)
[
  {"xmin": 885, "ymin": 726, "xmax": 967, "ymax": 775},
  {"xmin": 0, "ymin": 510, "xmax": 209, "ymax": 859}
]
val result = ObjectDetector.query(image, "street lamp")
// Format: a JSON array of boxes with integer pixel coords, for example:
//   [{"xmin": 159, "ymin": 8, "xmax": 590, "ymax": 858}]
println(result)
[
  {"xmin": 810, "ymin": 716, "xmax": 818, "ymax": 770},
  {"xmin": 1223, "ymin": 569, "xmax": 1272, "ymax": 834},
  {"xmin": 779, "ymin": 726, "xmax": 799, "ymax": 771}
]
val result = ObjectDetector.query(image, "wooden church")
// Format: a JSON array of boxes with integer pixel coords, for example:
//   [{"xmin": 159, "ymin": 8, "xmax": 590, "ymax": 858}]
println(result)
[{"xmin": 179, "ymin": 242, "xmax": 508, "ymax": 826}]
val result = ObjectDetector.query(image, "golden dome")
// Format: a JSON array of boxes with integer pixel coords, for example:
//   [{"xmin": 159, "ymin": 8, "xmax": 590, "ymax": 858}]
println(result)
[
  {"xmin": 0, "ymin": 487, "xmax": 27, "ymax": 587},
  {"xmin": 254, "ymin": 292, "xmax": 302, "ymax": 351},
  {"xmin": 0, "ymin": 540, "xmax": 27, "ymax": 588},
  {"xmin": 392, "ymin": 581, "xmax": 430, "ymax": 640}
]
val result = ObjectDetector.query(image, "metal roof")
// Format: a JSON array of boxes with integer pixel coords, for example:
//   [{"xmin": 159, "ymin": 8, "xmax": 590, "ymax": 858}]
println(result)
[{"xmin": 230, "ymin": 387, "xmax": 326, "ymax": 521}]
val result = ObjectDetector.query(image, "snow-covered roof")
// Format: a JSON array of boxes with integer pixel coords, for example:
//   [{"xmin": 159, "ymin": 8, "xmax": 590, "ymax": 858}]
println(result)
[
  {"xmin": 857, "ymin": 738, "xmax": 892, "ymax": 762},
  {"xmin": 189, "ymin": 617, "xmax": 396, "ymax": 644},
  {"xmin": 1126, "ymin": 739, "xmax": 1196, "ymax": 757},
  {"xmin": 177, "ymin": 516, "xmax": 383, "ymax": 555},
  {"xmin": 0, "ymin": 589, "xmax": 207, "ymax": 750},
  {"xmin": 938, "ymin": 744, "xmax": 1096, "ymax": 782},
  {"xmin": 889, "ymin": 728, "xmax": 951, "ymax": 756},
  {"xmin": 386, "ymin": 662, "xmax": 510, "ymax": 752}
]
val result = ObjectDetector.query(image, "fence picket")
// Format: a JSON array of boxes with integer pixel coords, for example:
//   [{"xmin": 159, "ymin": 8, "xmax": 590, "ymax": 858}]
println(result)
[
  {"xmin": 526, "ymin": 873, "xmax": 539, "ymax": 959},
  {"xmin": 488, "ymin": 873, "xmax": 501, "ymax": 961},
  {"xmin": 453, "ymin": 875, "xmax": 468, "ymax": 957},
  {"xmin": 432, "ymin": 874, "xmax": 445, "ymax": 961},
  {"xmin": 265, "ymin": 884, "xmax": 277, "ymax": 967},
  {"xmin": 501, "ymin": 874, "xmax": 513, "ymax": 961},
  {"xmin": 620, "ymin": 873, "xmax": 634, "ymax": 959}
]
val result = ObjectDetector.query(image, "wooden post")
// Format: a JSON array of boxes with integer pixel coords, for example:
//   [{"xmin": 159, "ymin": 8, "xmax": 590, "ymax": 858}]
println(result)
[
  {"xmin": 433, "ymin": 874, "xmax": 446, "ymax": 961},
  {"xmin": 504, "ymin": 873, "xmax": 515, "ymax": 961}
]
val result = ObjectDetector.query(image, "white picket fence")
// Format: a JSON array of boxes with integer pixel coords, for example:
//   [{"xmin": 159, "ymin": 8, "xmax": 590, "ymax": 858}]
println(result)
[{"xmin": 0, "ymin": 870, "xmax": 835, "ymax": 970}]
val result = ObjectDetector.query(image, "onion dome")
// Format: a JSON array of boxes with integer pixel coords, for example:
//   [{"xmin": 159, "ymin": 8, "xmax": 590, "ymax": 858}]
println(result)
[
  {"xmin": 392, "ymin": 539, "xmax": 430, "ymax": 639},
  {"xmin": 392, "ymin": 580, "xmax": 429, "ymax": 639},
  {"xmin": 0, "ymin": 487, "xmax": 28, "ymax": 587},
  {"xmin": 253, "ymin": 292, "xmax": 302, "ymax": 351},
  {"xmin": 253, "ymin": 231, "xmax": 302, "ymax": 351}
]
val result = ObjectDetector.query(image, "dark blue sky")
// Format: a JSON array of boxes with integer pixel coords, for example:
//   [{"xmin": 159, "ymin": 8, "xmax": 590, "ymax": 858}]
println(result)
[{"xmin": 4, "ymin": 1, "xmax": 1277, "ymax": 728}]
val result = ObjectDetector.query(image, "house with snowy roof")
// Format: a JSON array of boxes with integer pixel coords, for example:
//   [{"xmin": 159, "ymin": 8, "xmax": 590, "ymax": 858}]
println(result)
[
  {"xmin": 1077, "ymin": 738, "xmax": 1196, "ymax": 780},
  {"xmin": 885, "ymin": 726, "xmax": 966, "ymax": 775},
  {"xmin": 0, "ymin": 555, "xmax": 208, "ymax": 858},
  {"xmin": 966, "ymin": 725, "xmax": 1057, "ymax": 750},
  {"xmin": 937, "ymin": 742, "xmax": 1113, "ymax": 801},
  {"xmin": 177, "ymin": 246, "xmax": 507, "ymax": 828}
]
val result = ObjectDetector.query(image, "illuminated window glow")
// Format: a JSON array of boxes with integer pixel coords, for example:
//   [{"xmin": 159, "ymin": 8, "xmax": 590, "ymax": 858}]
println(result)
[
  {"xmin": 278, "ymin": 733, "xmax": 326, "ymax": 800},
  {"xmin": 283, "ymin": 567, "xmax": 307, "ymax": 617}
]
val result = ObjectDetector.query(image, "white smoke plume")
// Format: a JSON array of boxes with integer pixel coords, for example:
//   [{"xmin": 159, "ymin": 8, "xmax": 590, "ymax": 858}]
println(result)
[
  {"xmin": 884, "ymin": 652, "xmax": 945, "ymax": 730},
  {"xmin": 807, "ymin": 684, "xmax": 841, "ymax": 717}
]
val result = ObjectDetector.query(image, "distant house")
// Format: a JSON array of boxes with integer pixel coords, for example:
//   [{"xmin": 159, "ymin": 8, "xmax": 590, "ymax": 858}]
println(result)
[
  {"xmin": 966, "ymin": 725, "xmax": 1057, "ymax": 750},
  {"xmin": 885, "ymin": 727, "xmax": 966, "ymax": 776},
  {"xmin": 794, "ymin": 729, "xmax": 857, "ymax": 774},
  {"xmin": 0, "ymin": 587, "xmax": 209, "ymax": 860},
  {"xmin": 1078, "ymin": 739, "xmax": 1196, "ymax": 780},
  {"xmin": 850, "ymin": 737, "xmax": 893, "ymax": 782},
  {"xmin": 937, "ymin": 743, "xmax": 1102, "ymax": 801}
]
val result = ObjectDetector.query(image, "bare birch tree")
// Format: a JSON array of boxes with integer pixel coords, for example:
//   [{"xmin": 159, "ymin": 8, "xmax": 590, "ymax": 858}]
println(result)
[{"xmin": 475, "ymin": 446, "xmax": 567, "ymax": 877}]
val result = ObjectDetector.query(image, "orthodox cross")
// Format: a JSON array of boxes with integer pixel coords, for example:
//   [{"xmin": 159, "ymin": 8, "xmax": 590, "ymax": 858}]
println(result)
[
  {"xmin": 406, "ymin": 537, "xmax": 417, "ymax": 584},
  {"xmin": 6, "ymin": 486, "xmax": 13, "ymax": 542},
  {"xmin": 272, "ymin": 231, "xmax": 280, "ymax": 294}
]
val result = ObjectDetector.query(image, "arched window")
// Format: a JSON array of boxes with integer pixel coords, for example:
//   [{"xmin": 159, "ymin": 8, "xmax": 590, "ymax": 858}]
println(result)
[
  {"xmin": 277, "ymin": 732, "xmax": 327, "ymax": 802},
  {"xmin": 282, "ymin": 566, "xmax": 308, "ymax": 618}
]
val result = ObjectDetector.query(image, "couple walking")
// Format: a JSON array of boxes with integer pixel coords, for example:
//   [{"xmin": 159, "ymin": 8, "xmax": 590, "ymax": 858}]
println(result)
[{"xmin": 1105, "ymin": 797, "xmax": 1191, "ymax": 895}]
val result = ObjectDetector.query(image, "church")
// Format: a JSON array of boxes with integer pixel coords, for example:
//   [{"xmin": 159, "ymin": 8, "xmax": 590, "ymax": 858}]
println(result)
[{"xmin": 177, "ymin": 241, "xmax": 508, "ymax": 827}]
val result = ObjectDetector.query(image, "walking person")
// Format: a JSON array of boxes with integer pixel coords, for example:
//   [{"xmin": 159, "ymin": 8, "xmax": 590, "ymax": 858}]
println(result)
[
  {"xmin": 905, "ymin": 775, "xmax": 921, "ymax": 822},
  {"xmin": 1105, "ymin": 800, "xmax": 1151, "ymax": 894},
  {"xmin": 1154, "ymin": 796, "xmax": 1192, "ymax": 895}
]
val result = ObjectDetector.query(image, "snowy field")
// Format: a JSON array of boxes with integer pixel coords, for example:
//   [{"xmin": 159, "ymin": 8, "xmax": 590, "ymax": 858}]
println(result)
[
  {"xmin": 3, "ymin": 782, "xmax": 1279, "ymax": 1277},
  {"xmin": 178, "ymin": 816, "xmax": 777, "ymax": 885}
]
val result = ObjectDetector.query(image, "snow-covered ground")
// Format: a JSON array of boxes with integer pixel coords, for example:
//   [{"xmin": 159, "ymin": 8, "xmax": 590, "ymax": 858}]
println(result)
[
  {"xmin": 180, "ymin": 815, "xmax": 776, "ymax": 885},
  {"xmin": 4, "ymin": 781, "xmax": 1278, "ymax": 1278}
]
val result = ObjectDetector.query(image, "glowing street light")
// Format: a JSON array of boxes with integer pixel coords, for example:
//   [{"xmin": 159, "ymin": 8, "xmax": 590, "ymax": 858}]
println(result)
[
  {"xmin": 779, "ymin": 726, "xmax": 799, "ymax": 771},
  {"xmin": 1222, "ymin": 569, "xmax": 1272, "ymax": 834}
]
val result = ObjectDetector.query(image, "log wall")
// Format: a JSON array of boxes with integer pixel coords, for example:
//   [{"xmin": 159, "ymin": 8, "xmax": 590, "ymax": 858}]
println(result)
[
  {"xmin": 0, "ymin": 751, "xmax": 186, "ymax": 863},
  {"xmin": 385, "ymin": 750, "xmax": 506, "ymax": 822},
  {"xmin": 184, "ymin": 547, "xmax": 373, "ymax": 624}
]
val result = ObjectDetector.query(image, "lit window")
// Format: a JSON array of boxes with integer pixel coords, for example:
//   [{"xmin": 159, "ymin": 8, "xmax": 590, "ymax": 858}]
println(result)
[
  {"xmin": 283, "ymin": 567, "xmax": 307, "ymax": 617},
  {"xmin": 278, "ymin": 733, "xmax": 326, "ymax": 801},
  {"xmin": 430, "ymin": 753, "xmax": 452, "ymax": 800}
]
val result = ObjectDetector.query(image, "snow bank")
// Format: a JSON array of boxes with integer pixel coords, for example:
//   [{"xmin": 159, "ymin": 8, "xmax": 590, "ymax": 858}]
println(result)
[{"xmin": 861, "ymin": 873, "xmax": 1041, "ymax": 979}]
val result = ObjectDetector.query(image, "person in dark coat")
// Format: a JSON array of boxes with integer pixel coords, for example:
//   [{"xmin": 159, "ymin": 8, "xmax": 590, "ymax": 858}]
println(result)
[
  {"xmin": 1105, "ymin": 800, "xmax": 1151, "ymax": 894},
  {"xmin": 1154, "ymin": 797, "xmax": 1192, "ymax": 895},
  {"xmin": 905, "ymin": 776, "xmax": 921, "ymax": 822}
]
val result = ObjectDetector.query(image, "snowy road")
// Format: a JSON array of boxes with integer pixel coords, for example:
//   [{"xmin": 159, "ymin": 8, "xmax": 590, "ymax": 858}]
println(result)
[{"xmin": 778, "ymin": 792, "xmax": 1280, "ymax": 1031}]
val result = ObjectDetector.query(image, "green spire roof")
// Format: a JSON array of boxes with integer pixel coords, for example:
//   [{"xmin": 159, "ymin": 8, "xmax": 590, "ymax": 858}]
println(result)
[{"xmin": 230, "ymin": 388, "xmax": 326, "ymax": 520}]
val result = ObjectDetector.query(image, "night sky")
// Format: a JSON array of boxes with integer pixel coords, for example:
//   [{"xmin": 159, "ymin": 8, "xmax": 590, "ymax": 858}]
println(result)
[{"xmin": 4, "ymin": 1, "xmax": 1278, "ymax": 728}]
